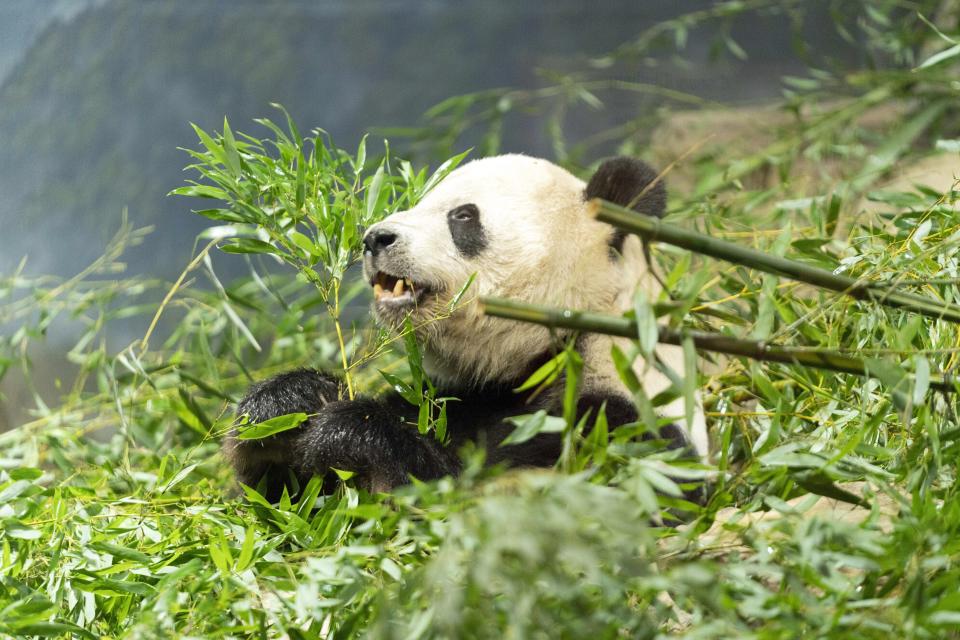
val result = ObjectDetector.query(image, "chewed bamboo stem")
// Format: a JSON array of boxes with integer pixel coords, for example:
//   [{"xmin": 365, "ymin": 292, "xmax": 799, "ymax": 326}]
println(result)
[
  {"xmin": 592, "ymin": 199, "xmax": 960, "ymax": 324},
  {"xmin": 479, "ymin": 296, "xmax": 956, "ymax": 393}
]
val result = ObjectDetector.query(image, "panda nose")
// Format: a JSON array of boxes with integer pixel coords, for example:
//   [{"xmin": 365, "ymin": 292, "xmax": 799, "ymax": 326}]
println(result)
[{"xmin": 363, "ymin": 229, "xmax": 398, "ymax": 257}]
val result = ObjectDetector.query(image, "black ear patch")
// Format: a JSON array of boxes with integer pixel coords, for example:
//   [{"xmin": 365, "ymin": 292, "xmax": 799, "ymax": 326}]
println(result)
[{"xmin": 584, "ymin": 157, "xmax": 666, "ymax": 255}]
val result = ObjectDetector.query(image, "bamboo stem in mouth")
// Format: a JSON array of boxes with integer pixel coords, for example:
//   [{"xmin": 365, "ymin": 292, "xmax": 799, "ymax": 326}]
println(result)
[{"xmin": 479, "ymin": 296, "xmax": 956, "ymax": 393}]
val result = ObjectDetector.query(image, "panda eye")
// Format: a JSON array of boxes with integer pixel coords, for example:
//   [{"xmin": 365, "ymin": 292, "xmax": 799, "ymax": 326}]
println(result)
[{"xmin": 448, "ymin": 204, "xmax": 479, "ymax": 223}]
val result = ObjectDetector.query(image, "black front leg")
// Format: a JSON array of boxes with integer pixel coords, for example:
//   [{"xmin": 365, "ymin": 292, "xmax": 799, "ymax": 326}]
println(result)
[
  {"xmin": 224, "ymin": 369, "xmax": 342, "ymax": 497},
  {"xmin": 225, "ymin": 369, "xmax": 458, "ymax": 498},
  {"xmin": 291, "ymin": 399, "xmax": 460, "ymax": 492}
]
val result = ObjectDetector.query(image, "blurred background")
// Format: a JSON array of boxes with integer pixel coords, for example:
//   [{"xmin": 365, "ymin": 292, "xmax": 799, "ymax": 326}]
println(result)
[{"xmin": 0, "ymin": 0, "xmax": 861, "ymax": 280}]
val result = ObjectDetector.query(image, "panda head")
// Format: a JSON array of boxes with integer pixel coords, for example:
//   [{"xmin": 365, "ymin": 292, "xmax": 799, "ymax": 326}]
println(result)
[{"xmin": 362, "ymin": 154, "xmax": 666, "ymax": 387}]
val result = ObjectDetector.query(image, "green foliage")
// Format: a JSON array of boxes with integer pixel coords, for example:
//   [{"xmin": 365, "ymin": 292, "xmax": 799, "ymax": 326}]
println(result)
[
  {"xmin": 173, "ymin": 108, "xmax": 447, "ymax": 287},
  {"xmin": 171, "ymin": 107, "xmax": 468, "ymax": 399},
  {"xmin": 2, "ymin": 2, "xmax": 960, "ymax": 638}
]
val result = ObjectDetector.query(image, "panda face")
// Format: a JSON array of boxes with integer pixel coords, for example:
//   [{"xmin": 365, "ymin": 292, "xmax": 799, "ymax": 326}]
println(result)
[{"xmin": 361, "ymin": 154, "xmax": 665, "ymax": 386}]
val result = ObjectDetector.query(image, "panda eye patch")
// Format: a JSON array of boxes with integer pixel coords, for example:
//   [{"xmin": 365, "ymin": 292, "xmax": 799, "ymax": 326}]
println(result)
[{"xmin": 446, "ymin": 204, "xmax": 486, "ymax": 257}]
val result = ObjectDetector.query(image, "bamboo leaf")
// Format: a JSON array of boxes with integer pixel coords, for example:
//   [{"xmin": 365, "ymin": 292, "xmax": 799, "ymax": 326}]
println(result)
[
  {"xmin": 864, "ymin": 358, "xmax": 911, "ymax": 412},
  {"xmin": 236, "ymin": 413, "xmax": 307, "ymax": 440},
  {"xmin": 916, "ymin": 43, "xmax": 960, "ymax": 69},
  {"xmin": 236, "ymin": 526, "xmax": 257, "ymax": 572},
  {"xmin": 913, "ymin": 355, "xmax": 930, "ymax": 405},
  {"xmin": 448, "ymin": 273, "xmax": 477, "ymax": 311},
  {"xmin": 502, "ymin": 410, "xmax": 565, "ymax": 446},
  {"xmin": 220, "ymin": 238, "xmax": 276, "ymax": 255},
  {"xmin": 380, "ymin": 370, "xmax": 421, "ymax": 405},
  {"xmin": 222, "ymin": 117, "xmax": 242, "ymax": 177},
  {"xmin": 366, "ymin": 164, "xmax": 385, "ymax": 220},
  {"xmin": 634, "ymin": 293, "xmax": 658, "ymax": 358},
  {"xmin": 158, "ymin": 463, "xmax": 199, "ymax": 493},
  {"xmin": 515, "ymin": 351, "xmax": 567, "ymax": 392}
]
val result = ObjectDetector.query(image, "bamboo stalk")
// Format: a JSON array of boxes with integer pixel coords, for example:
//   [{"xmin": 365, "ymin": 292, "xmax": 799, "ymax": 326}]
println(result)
[
  {"xmin": 592, "ymin": 199, "xmax": 960, "ymax": 324},
  {"xmin": 480, "ymin": 296, "xmax": 956, "ymax": 393}
]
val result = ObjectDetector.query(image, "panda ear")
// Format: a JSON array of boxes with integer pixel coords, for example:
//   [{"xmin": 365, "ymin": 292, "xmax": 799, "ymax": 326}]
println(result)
[
  {"xmin": 584, "ymin": 157, "xmax": 666, "ymax": 217},
  {"xmin": 584, "ymin": 157, "xmax": 666, "ymax": 256}
]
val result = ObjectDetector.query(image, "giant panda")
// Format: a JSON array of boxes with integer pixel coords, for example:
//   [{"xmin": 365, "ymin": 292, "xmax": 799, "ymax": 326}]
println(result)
[{"xmin": 225, "ymin": 154, "xmax": 707, "ymax": 498}]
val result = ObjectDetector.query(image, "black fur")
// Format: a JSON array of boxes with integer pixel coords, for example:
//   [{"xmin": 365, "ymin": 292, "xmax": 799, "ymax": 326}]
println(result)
[
  {"xmin": 584, "ymin": 157, "xmax": 667, "ymax": 256},
  {"xmin": 224, "ymin": 370, "xmax": 341, "ymax": 497},
  {"xmin": 447, "ymin": 204, "xmax": 487, "ymax": 257},
  {"xmin": 226, "ymin": 368, "xmax": 700, "ymax": 501}
]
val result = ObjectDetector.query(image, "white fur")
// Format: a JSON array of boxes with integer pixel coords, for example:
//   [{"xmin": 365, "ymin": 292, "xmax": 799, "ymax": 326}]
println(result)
[{"xmin": 364, "ymin": 154, "xmax": 708, "ymax": 455}]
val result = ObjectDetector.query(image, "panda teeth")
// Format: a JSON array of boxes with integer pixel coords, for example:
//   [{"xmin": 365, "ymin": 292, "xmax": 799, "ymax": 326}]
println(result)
[{"xmin": 372, "ymin": 272, "xmax": 421, "ymax": 303}]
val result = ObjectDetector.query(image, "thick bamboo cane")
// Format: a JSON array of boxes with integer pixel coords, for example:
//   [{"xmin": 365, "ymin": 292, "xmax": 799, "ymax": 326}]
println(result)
[
  {"xmin": 480, "ymin": 297, "xmax": 956, "ymax": 393},
  {"xmin": 593, "ymin": 199, "xmax": 960, "ymax": 324}
]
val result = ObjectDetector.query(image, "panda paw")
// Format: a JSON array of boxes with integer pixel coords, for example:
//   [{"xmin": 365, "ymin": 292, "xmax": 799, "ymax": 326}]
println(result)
[
  {"xmin": 236, "ymin": 368, "xmax": 343, "ymax": 424},
  {"xmin": 289, "ymin": 400, "xmax": 459, "ymax": 493},
  {"xmin": 224, "ymin": 369, "xmax": 344, "ymax": 492},
  {"xmin": 225, "ymin": 370, "xmax": 459, "ymax": 497}
]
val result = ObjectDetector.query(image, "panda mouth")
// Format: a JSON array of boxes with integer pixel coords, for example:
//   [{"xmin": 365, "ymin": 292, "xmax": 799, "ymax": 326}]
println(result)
[{"xmin": 370, "ymin": 271, "xmax": 432, "ymax": 307}]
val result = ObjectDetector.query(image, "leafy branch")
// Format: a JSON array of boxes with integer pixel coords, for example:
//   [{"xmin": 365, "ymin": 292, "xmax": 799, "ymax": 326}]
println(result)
[
  {"xmin": 480, "ymin": 296, "xmax": 955, "ymax": 394},
  {"xmin": 171, "ymin": 105, "xmax": 468, "ymax": 397},
  {"xmin": 593, "ymin": 198, "xmax": 960, "ymax": 323}
]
